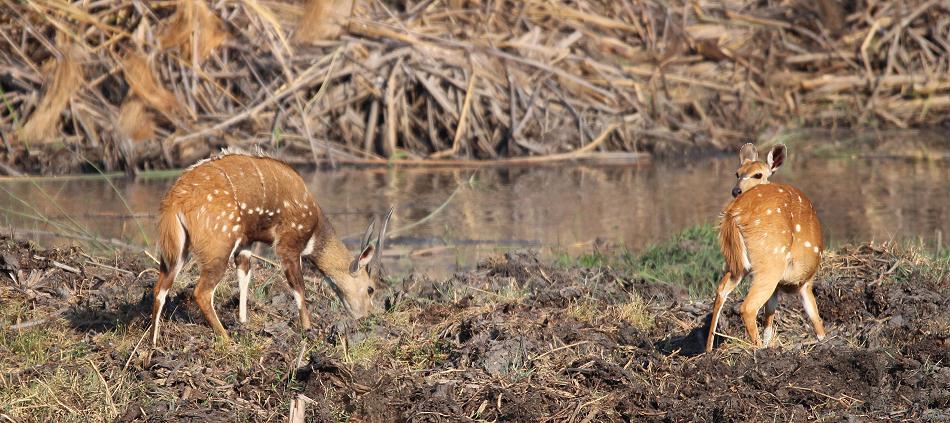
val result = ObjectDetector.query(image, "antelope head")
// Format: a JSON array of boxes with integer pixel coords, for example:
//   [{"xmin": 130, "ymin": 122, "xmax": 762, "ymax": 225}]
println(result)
[
  {"xmin": 323, "ymin": 208, "xmax": 393, "ymax": 320},
  {"xmin": 732, "ymin": 143, "xmax": 786, "ymax": 198}
]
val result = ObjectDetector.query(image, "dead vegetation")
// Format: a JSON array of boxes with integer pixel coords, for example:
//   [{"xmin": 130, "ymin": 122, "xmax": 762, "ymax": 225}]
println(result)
[
  {"xmin": 1, "ymin": 1, "xmax": 949, "ymax": 174},
  {"xmin": 0, "ymin": 234, "xmax": 947, "ymax": 421}
]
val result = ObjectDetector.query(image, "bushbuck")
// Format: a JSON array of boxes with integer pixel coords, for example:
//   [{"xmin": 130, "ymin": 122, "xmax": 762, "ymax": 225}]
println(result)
[
  {"xmin": 706, "ymin": 143, "xmax": 826, "ymax": 352},
  {"xmin": 150, "ymin": 150, "xmax": 392, "ymax": 344}
]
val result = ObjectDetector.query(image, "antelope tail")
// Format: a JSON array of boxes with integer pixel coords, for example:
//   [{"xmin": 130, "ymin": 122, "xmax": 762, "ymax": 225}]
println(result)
[
  {"xmin": 157, "ymin": 210, "xmax": 187, "ymax": 274},
  {"xmin": 718, "ymin": 211, "xmax": 746, "ymax": 276}
]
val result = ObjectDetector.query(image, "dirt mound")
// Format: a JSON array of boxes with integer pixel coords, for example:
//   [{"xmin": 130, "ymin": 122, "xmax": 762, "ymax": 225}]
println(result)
[{"xmin": 1, "ymin": 236, "xmax": 948, "ymax": 421}]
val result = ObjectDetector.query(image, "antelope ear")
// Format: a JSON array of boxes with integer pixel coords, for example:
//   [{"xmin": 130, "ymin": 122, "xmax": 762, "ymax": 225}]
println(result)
[
  {"xmin": 350, "ymin": 244, "xmax": 375, "ymax": 274},
  {"xmin": 767, "ymin": 144, "xmax": 787, "ymax": 172},
  {"xmin": 739, "ymin": 143, "xmax": 758, "ymax": 163}
]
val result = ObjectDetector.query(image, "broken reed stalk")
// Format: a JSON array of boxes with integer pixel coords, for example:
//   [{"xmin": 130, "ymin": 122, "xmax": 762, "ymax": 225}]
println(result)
[{"xmin": 0, "ymin": 0, "xmax": 948, "ymax": 174}]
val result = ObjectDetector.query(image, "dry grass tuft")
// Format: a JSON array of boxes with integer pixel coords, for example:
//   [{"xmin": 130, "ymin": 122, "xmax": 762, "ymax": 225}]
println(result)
[
  {"xmin": 158, "ymin": 0, "xmax": 228, "ymax": 63},
  {"xmin": 116, "ymin": 97, "xmax": 156, "ymax": 143},
  {"xmin": 293, "ymin": 0, "xmax": 358, "ymax": 44},
  {"xmin": 19, "ymin": 43, "xmax": 84, "ymax": 144},
  {"xmin": 120, "ymin": 52, "xmax": 185, "ymax": 122}
]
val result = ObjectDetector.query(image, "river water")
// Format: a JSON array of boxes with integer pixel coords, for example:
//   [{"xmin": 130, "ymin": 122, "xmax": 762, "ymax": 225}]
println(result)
[{"xmin": 1, "ymin": 151, "xmax": 947, "ymax": 279}]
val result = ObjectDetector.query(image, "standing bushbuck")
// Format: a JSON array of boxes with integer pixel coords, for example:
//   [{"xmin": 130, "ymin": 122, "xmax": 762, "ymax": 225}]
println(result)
[
  {"xmin": 706, "ymin": 143, "xmax": 826, "ymax": 352},
  {"xmin": 150, "ymin": 150, "xmax": 392, "ymax": 344}
]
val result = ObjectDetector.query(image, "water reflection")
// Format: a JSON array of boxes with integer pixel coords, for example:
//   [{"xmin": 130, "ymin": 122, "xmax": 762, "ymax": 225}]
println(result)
[{"xmin": 1, "ymin": 156, "xmax": 947, "ymax": 278}]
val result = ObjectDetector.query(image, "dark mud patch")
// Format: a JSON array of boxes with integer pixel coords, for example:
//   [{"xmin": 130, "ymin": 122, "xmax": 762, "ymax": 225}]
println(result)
[{"xmin": 1, "ymin": 236, "xmax": 948, "ymax": 421}]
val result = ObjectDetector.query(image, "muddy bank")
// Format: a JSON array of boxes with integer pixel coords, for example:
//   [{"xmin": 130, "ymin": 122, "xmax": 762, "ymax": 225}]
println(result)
[{"xmin": 0, "ymin": 236, "xmax": 948, "ymax": 421}]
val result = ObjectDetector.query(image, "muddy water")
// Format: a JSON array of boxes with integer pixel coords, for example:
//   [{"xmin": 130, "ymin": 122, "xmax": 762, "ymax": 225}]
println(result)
[{"xmin": 1, "ymin": 156, "xmax": 948, "ymax": 278}]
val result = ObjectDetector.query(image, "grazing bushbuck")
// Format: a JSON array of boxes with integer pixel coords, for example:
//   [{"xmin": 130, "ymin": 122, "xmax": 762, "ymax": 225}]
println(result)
[
  {"xmin": 706, "ymin": 143, "xmax": 826, "ymax": 352},
  {"xmin": 150, "ymin": 150, "xmax": 392, "ymax": 344}
]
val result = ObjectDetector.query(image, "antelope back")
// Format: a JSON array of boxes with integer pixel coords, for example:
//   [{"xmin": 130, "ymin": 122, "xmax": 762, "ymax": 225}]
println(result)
[
  {"xmin": 160, "ymin": 151, "xmax": 319, "ymax": 260},
  {"xmin": 721, "ymin": 144, "xmax": 823, "ymax": 284}
]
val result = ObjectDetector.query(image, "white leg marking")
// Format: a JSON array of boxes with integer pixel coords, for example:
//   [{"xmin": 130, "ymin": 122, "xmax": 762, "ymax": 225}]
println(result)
[
  {"xmin": 762, "ymin": 325, "xmax": 775, "ymax": 347},
  {"xmin": 301, "ymin": 236, "xmax": 316, "ymax": 256},
  {"xmin": 237, "ymin": 267, "xmax": 251, "ymax": 323},
  {"xmin": 228, "ymin": 238, "xmax": 241, "ymax": 264},
  {"xmin": 152, "ymin": 288, "xmax": 169, "ymax": 344},
  {"xmin": 292, "ymin": 290, "xmax": 304, "ymax": 309}
]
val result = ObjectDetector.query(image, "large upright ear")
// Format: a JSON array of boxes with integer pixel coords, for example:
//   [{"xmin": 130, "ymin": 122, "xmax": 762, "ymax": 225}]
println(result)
[
  {"xmin": 767, "ymin": 144, "xmax": 787, "ymax": 172},
  {"xmin": 739, "ymin": 143, "xmax": 758, "ymax": 163},
  {"xmin": 349, "ymin": 244, "xmax": 376, "ymax": 274}
]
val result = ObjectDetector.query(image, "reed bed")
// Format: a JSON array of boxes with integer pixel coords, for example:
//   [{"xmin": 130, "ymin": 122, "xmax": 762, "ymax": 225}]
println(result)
[{"xmin": 1, "ymin": 0, "xmax": 949, "ymax": 174}]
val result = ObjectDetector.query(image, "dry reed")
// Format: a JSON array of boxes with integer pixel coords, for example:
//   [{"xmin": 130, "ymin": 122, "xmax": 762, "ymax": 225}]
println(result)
[{"xmin": 0, "ymin": 0, "xmax": 948, "ymax": 173}]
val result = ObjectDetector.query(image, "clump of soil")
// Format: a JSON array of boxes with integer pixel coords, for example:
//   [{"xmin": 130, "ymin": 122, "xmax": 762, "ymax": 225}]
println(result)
[{"xmin": 1, "ymin": 236, "xmax": 947, "ymax": 421}]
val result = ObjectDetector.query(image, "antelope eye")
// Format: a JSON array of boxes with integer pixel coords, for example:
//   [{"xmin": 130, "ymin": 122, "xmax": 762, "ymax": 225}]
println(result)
[
  {"xmin": 735, "ymin": 173, "xmax": 740, "ymax": 178},
  {"xmin": 367, "ymin": 286, "xmax": 375, "ymax": 296},
  {"xmin": 753, "ymin": 173, "xmax": 763, "ymax": 179}
]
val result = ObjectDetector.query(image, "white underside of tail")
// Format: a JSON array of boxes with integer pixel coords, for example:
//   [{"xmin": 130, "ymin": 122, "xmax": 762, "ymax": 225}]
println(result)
[{"xmin": 737, "ymin": 231, "xmax": 752, "ymax": 272}]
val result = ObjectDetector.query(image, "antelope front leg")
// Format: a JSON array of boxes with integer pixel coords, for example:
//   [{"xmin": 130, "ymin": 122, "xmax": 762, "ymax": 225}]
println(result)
[
  {"xmin": 706, "ymin": 271, "xmax": 742, "ymax": 352},
  {"xmin": 279, "ymin": 254, "xmax": 312, "ymax": 330}
]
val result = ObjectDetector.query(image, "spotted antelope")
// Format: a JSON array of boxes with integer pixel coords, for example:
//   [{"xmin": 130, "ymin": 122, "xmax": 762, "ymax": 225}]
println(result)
[
  {"xmin": 706, "ymin": 143, "xmax": 826, "ymax": 352},
  {"xmin": 150, "ymin": 150, "xmax": 392, "ymax": 344}
]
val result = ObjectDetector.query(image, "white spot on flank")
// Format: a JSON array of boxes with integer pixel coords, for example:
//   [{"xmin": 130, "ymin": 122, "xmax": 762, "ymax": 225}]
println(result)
[
  {"xmin": 236, "ymin": 217, "xmax": 241, "ymax": 222},
  {"xmin": 283, "ymin": 200, "xmax": 290, "ymax": 207},
  {"xmin": 773, "ymin": 246, "xmax": 779, "ymax": 254},
  {"xmin": 229, "ymin": 212, "xmax": 234, "ymax": 220},
  {"xmin": 781, "ymin": 245, "xmax": 787, "ymax": 253},
  {"xmin": 754, "ymin": 219, "xmax": 760, "ymax": 225},
  {"xmin": 207, "ymin": 194, "xmax": 213, "ymax": 201},
  {"xmin": 785, "ymin": 251, "xmax": 792, "ymax": 259},
  {"xmin": 213, "ymin": 224, "xmax": 218, "ymax": 231},
  {"xmin": 795, "ymin": 224, "xmax": 802, "ymax": 232},
  {"xmin": 813, "ymin": 246, "xmax": 820, "ymax": 254},
  {"xmin": 214, "ymin": 189, "xmax": 219, "ymax": 194},
  {"xmin": 232, "ymin": 225, "xmax": 240, "ymax": 232},
  {"xmin": 798, "ymin": 195, "xmax": 802, "ymax": 203},
  {"xmin": 757, "ymin": 193, "xmax": 762, "ymax": 197},
  {"xmin": 804, "ymin": 241, "xmax": 812, "ymax": 248},
  {"xmin": 222, "ymin": 225, "xmax": 228, "ymax": 233},
  {"xmin": 276, "ymin": 209, "xmax": 281, "ymax": 214},
  {"xmin": 766, "ymin": 209, "xmax": 772, "ymax": 215},
  {"xmin": 778, "ymin": 188, "xmax": 784, "ymax": 193},
  {"xmin": 303, "ymin": 204, "xmax": 309, "ymax": 210},
  {"xmin": 240, "ymin": 203, "xmax": 247, "ymax": 210},
  {"xmin": 776, "ymin": 208, "xmax": 781, "ymax": 213}
]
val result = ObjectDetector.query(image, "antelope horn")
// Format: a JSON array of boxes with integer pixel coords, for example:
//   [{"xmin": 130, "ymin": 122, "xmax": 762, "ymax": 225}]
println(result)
[
  {"xmin": 375, "ymin": 208, "xmax": 394, "ymax": 259},
  {"xmin": 371, "ymin": 208, "xmax": 394, "ymax": 274}
]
